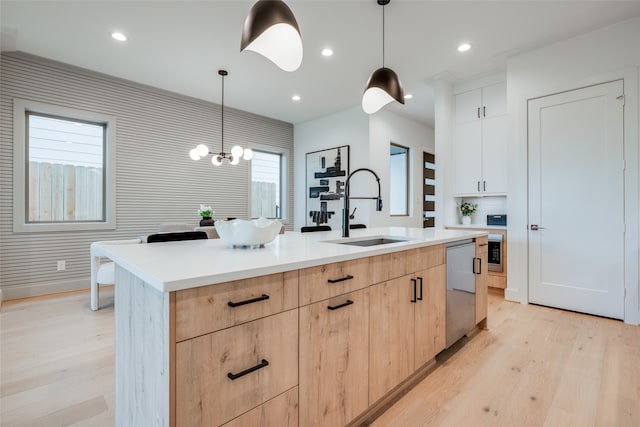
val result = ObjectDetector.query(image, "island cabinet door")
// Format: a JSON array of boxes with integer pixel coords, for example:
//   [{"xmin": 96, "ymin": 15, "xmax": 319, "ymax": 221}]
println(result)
[
  {"xmin": 475, "ymin": 236, "xmax": 489, "ymax": 325},
  {"xmin": 175, "ymin": 309, "xmax": 298, "ymax": 427},
  {"xmin": 413, "ymin": 264, "xmax": 446, "ymax": 367},
  {"xmin": 368, "ymin": 275, "xmax": 415, "ymax": 404},
  {"xmin": 299, "ymin": 288, "xmax": 369, "ymax": 427}
]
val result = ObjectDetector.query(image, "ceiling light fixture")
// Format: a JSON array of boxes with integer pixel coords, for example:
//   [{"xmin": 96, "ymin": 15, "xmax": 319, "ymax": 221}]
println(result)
[
  {"xmin": 291, "ymin": 95, "xmax": 301, "ymax": 102},
  {"xmin": 404, "ymin": 94, "xmax": 413, "ymax": 99},
  {"xmin": 241, "ymin": 0, "xmax": 303, "ymax": 72},
  {"xmin": 321, "ymin": 48, "xmax": 334, "ymax": 57},
  {"xmin": 189, "ymin": 70, "xmax": 253, "ymax": 166},
  {"xmin": 457, "ymin": 43, "xmax": 471, "ymax": 52},
  {"xmin": 111, "ymin": 32, "xmax": 127, "ymax": 42},
  {"xmin": 362, "ymin": 0, "xmax": 404, "ymax": 114}
]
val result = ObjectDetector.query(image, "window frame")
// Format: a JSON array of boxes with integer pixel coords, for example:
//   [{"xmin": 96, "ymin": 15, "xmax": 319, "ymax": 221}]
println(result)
[
  {"xmin": 13, "ymin": 99, "xmax": 117, "ymax": 232},
  {"xmin": 248, "ymin": 145, "xmax": 289, "ymax": 223},
  {"xmin": 389, "ymin": 142, "xmax": 410, "ymax": 217}
]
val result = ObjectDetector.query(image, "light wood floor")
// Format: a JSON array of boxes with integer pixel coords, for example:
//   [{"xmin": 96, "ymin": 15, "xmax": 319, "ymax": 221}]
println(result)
[{"xmin": 1, "ymin": 288, "xmax": 638, "ymax": 426}]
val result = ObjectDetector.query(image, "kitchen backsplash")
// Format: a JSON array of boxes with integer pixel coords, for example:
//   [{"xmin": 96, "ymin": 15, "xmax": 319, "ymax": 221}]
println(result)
[{"xmin": 459, "ymin": 196, "xmax": 507, "ymax": 225}]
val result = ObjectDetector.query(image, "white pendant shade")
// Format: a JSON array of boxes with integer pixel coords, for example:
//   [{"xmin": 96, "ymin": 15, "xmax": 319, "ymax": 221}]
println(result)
[
  {"xmin": 243, "ymin": 148, "xmax": 254, "ymax": 160},
  {"xmin": 229, "ymin": 155, "xmax": 240, "ymax": 165},
  {"xmin": 243, "ymin": 23, "xmax": 303, "ymax": 72},
  {"xmin": 362, "ymin": 87, "xmax": 395, "ymax": 114},
  {"xmin": 189, "ymin": 148, "xmax": 200, "ymax": 161},
  {"xmin": 231, "ymin": 145, "xmax": 244, "ymax": 158},
  {"xmin": 241, "ymin": 0, "xmax": 303, "ymax": 72}
]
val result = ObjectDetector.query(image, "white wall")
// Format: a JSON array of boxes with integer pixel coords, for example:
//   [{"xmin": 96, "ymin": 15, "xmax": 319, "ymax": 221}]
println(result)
[
  {"xmin": 294, "ymin": 107, "xmax": 434, "ymax": 232},
  {"xmin": 506, "ymin": 16, "xmax": 640, "ymax": 324},
  {"xmin": 293, "ymin": 107, "xmax": 370, "ymax": 231},
  {"xmin": 433, "ymin": 79, "xmax": 455, "ymax": 229},
  {"xmin": 369, "ymin": 110, "xmax": 434, "ymax": 228}
]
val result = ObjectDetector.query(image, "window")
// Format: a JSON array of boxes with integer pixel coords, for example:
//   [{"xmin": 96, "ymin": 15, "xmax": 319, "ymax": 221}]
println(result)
[
  {"xmin": 389, "ymin": 143, "xmax": 409, "ymax": 216},
  {"xmin": 251, "ymin": 149, "xmax": 284, "ymax": 219},
  {"xmin": 13, "ymin": 99, "xmax": 116, "ymax": 232}
]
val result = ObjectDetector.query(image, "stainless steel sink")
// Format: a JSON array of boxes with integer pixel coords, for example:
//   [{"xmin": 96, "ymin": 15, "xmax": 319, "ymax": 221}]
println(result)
[{"xmin": 324, "ymin": 236, "xmax": 411, "ymax": 247}]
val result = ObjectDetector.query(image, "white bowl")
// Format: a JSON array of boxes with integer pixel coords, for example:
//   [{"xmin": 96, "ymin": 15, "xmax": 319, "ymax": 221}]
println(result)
[{"xmin": 215, "ymin": 218, "xmax": 282, "ymax": 248}]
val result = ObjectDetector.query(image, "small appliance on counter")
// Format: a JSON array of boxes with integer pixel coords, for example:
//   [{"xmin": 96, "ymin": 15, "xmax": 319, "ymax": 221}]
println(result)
[{"xmin": 487, "ymin": 214, "xmax": 507, "ymax": 226}]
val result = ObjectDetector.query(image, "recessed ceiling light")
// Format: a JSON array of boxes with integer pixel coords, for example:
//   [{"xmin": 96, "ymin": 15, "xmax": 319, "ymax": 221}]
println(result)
[
  {"xmin": 321, "ymin": 48, "xmax": 334, "ymax": 57},
  {"xmin": 404, "ymin": 94, "xmax": 413, "ymax": 100},
  {"xmin": 111, "ymin": 32, "xmax": 127, "ymax": 42},
  {"xmin": 291, "ymin": 95, "xmax": 301, "ymax": 102},
  {"xmin": 457, "ymin": 43, "xmax": 471, "ymax": 52}
]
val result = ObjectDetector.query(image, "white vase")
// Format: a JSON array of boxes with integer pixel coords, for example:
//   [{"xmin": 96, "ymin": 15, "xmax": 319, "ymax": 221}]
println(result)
[{"xmin": 462, "ymin": 216, "xmax": 471, "ymax": 225}]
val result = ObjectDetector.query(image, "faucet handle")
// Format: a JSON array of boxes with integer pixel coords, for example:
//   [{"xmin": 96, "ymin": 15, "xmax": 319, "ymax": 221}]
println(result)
[{"xmin": 376, "ymin": 197, "xmax": 383, "ymax": 211}]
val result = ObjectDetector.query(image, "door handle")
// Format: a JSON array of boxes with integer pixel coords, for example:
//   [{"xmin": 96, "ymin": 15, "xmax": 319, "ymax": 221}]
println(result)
[
  {"xmin": 410, "ymin": 278, "xmax": 417, "ymax": 303},
  {"xmin": 530, "ymin": 224, "xmax": 546, "ymax": 231},
  {"xmin": 417, "ymin": 277, "xmax": 423, "ymax": 301},
  {"xmin": 477, "ymin": 107, "xmax": 481, "ymax": 119}
]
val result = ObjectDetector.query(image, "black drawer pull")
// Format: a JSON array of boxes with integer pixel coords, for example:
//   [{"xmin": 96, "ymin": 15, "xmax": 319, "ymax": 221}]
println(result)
[
  {"xmin": 327, "ymin": 275, "xmax": 354, "ymax": 284},
  {"xmin": 417, "ymin": 277, "xmax": 423, "ymax": 301},
  {"xmin": 227, "ymin": 359, "xmax": 269, "ymax": 380},
  {"xmin": 411, "ymin": 278, "xmax": 417, "ymax": 303},
  {"xmin": 228, "ymin": 294, "xmax": 270, "ymax": 308},
  {"xmin": 328, "ymin": 299, "xmax": 354, "ymax": 310}
]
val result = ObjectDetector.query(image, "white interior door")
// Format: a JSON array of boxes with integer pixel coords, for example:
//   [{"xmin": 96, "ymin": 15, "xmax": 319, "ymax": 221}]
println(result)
[{"xmin": 528, "ymin": 80, "xmax": 625, "ymax": 319}]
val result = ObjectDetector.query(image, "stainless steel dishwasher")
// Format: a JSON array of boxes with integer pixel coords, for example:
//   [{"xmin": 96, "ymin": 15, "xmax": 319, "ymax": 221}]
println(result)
[{"xmin": 446, "ymin": 239, "xmax": 476, "ymax": 348}]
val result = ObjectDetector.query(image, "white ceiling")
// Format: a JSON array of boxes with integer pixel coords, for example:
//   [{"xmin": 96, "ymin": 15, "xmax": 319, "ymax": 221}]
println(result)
[{"xmin": 3, "ymin": 1, "xmax": 640, "ymax": 127}]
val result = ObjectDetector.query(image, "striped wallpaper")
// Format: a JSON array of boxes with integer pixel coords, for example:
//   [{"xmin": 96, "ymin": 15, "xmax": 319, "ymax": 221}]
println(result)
[{"xmin": 0, "ymin": 52, "xmax": 294, "ymax": 300}]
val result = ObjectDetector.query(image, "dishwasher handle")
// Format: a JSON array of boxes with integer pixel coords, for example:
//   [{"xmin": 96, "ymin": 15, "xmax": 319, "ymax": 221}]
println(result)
[{"xmin": 472, "ymin": 257, "xmax": 482, "ymax": 275}]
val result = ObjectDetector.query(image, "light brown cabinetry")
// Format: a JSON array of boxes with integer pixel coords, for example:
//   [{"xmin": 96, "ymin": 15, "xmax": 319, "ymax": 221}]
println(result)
[
  {"xmin": 368, "ymin": 249, "xmax": 446, "ymax": 404},
  {"xmin": 299, "ymin": 288, "xmax": 369, "ymax": 427},
  {"xmin": 175, "ymin": 309, "xmax": 298, "ymax": 427},
  {"xmin": 175, "ymin": 271, "xmax": 299, "ymax": 341},
  {"xmin": 299, "ymin": 257, "xmax": 370, "ymax": 305},
  {"xmin": 475, "ymin": 236, "xmax": 488, "ymax": 326},
  {"xmin": 221, "ymin": 387, "xmax": 298, "ymax": 427}
]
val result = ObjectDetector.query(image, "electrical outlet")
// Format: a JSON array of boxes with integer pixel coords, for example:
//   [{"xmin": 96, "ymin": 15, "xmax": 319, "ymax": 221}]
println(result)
[{"xmin": 57, "ymin": 260, "xmax": 66, "ymax": 271}]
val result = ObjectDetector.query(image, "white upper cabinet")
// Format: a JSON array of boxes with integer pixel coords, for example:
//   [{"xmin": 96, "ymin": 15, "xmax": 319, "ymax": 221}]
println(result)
[{"xmin": 454, "ymin": 82, "xmax": 507, "ymax": 195}]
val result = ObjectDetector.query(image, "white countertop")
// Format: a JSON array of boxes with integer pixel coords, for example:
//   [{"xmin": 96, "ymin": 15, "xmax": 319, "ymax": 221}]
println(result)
[
  {"xmin": 446, "ymin": 224, "xmax": 507, "ymax": 230},
  {"xmin": 101, "ymin": 227, "xmax": 487, "ymax": 293}
]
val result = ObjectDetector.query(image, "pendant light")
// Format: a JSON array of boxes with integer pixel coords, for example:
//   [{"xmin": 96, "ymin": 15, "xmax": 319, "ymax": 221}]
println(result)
[
  {"xmin": 362, "ymin": 0, "xmax": 405, "ymax": 114},
  {"xmin": 241, "ymin": 0, "xmax": 303, "ymax": 72},
  {"xmin": 189, "ymin": 70, "xmax": 253, "ymax": 166}
]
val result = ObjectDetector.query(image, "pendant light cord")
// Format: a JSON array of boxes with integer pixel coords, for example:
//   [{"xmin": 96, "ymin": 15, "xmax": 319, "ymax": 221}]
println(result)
[
  {"xmin": 221, "ymin": 73, "xmax": 225, "ymax": 154},
  {"xmin": 382, "ymin": 3, "xmax": 385, "ymax": 67}
]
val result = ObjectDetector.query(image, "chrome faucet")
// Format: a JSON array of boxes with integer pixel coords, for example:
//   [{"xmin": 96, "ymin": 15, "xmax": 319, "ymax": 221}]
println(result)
[{"xmin": 343, "ymin": 168, "xmax": 383, "ymax": 237}]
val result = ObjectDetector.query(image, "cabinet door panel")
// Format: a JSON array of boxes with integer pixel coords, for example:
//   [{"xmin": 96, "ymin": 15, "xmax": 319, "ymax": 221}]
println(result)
[
  {"xmin": 369, "ymin": 276, "xmax": 414, "ymax": 404},
  {"xmin": 176, "ymin": 310, "xmax": 298, "ymax": 427},
  {"xmin": 414, "ymin": 265, "xmax": 446, "ymax": 366},
  {"xmin": 481, "ymin": 82, "xmax": 507, "ymax": 118},
  {"xmin": 299, "ymin": 289, "xmax": 369, "ymax": 427},
  {"xmin": 454, "ymin": 120, "xmax": 483, "ymax": 195},
  {"xmin": 475, "ymin": 236, "xmax": 488, "ymax": 324},
  {"xmin": 455, "ymin": 88, "xmax": 482, "ymax": 124},
  {"xmin": 481, "ymin": 115, "xmax": 508, "ymax": 194}
]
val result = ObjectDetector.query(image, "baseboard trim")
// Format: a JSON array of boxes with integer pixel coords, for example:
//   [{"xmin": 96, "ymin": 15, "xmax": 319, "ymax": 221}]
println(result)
[
  {"xmin": 1, "ymin": 278, "xmax": 89, "ymax": 301},
  {"xmin": 504, "ymin": 287, "xmax": 521, "ymax": 303}
]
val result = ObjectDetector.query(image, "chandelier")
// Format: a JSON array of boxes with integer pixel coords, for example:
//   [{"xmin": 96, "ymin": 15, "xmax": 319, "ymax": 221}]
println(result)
[{"xmin": 189, "ymin": 70, "xmax": 253, "ymax": 166}]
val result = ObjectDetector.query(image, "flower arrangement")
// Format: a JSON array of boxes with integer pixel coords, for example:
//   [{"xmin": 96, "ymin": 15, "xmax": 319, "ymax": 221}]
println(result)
[
  {"xmin": 459, "ymin": 199, "xmax": 477, "ymax": 217},
  {"xmin": 198, "ymin": 204, "xmax": 214, "ymax": 219}
]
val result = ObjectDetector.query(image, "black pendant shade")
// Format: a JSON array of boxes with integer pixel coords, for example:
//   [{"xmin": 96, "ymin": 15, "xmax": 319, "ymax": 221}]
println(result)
[
  {"xmin": 241, "ymin": 0, "xmax": 303, "ymax": 72},
  {"xmin": 362, "ymin": 0, "xmax": 404, "ymax": 114}
]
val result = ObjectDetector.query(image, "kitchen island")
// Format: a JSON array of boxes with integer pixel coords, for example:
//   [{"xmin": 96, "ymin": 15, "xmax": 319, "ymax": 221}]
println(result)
[{"xmin": 103, "ymin": 227, "xmax": 488, "ymax": 427}]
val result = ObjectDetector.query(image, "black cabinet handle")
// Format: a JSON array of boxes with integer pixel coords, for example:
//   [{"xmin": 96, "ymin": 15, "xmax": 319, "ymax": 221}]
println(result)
[
  {"xmin": 227, "ymin": 359, "xmax": 269, "ymax": 380},
  {"xmin": 411, "ymin": 278, "xmax": 417, "ymax": 303},
  {"xmin": 477, "ymin": 107, "xmax": 481, "ymax": 119},
  {"xmin": 472, "ymin": 258, "xmax": 482, "ymax": 275},
  {"xmin": 473, "ymin": 258, "xmax": 477, "ymax": 274},
  {"xmin": 228, "ymin": 294, "xmax": 269, "ymax": 308},
  {"xmin": 477, "ymin": 181, "xmax": 480, "ymax": 192},
  {"xmin": 483, "ymin": 106, "xmax": 486, "ymax": 117},
  {"xmin": 327, "ymin": 275, "xmax": 354, "ymax": 284},
  {"xmin": 417, "ymin": 277, "xmax": 423, "ymax": 301},
  {"xmin": 328, "ymin": 299, "xmax": 354, "ymax": 310}
]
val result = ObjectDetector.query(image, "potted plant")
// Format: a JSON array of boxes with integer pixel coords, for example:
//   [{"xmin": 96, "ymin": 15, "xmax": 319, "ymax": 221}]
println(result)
[
  {"xmin": 459, "ymin": 199, "xmax": 477, "ymax": 225},
  {"xmin": 198, "ymin": 204, "xmax": 215, "ymax": 226}
]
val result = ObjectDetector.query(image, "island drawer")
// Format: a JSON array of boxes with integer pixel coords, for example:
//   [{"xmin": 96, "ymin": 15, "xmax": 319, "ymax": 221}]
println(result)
[
  {"xmin": 408, "ymin": 244, "xmax": 445, "ymax": 272},
  {"xmin": 176, "ymin": 309, "xmax": 299, "ymax": 427},
  {"xmin": 175, "ymin": 271, "xmax": 298, "ymax": 341},
  {"xmin": 221, "ymin": 387, "xmax": 298, "ymax": 427},
  {"xmin": 298, "ymin": 257, "xmax": 370, "ymax": 305}
]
